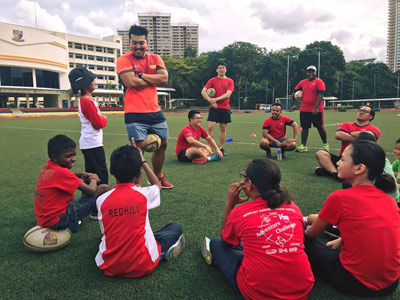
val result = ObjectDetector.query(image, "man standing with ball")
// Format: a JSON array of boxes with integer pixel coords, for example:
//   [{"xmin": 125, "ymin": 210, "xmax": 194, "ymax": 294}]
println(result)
[
  {"xmin": 117, "ymin": 25, "xmax": 173, "ymax": 189},
  {"xmin": 291, "ymin": 65, "xmax": 328, "ymax": 153},
  {"xmin": 201, "ymin": 62, "xmax": 234, "ymax": 156}
]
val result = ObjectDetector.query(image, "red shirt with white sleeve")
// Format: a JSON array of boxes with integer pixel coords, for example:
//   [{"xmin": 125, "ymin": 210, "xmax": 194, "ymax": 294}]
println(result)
[
  {"xmin": 262, "ymin": 115, "xmax": 294, "ymax": 139},
  {"xmin": 175, "ymin": 124, "xmax": 208, "ymax": 155},
  {"xmin": 34, "ymin": 160, "xmax": 83, "ymax": 227},
  {"xmin": 204, "ymin": 77, "xmax": 234, "ymax": 109},
  {"xmin": 319, "ymin": 185, "xmax": 400, "ymax": 291},
  {"xmin": 221, "ymin": 198, "xmax": 314, "ymax": 300},
  {"xmin": 95, "ymin": 183, "xmax": 161, "ymax": 278},
  {"xmin": 78, "ymin": 97, "xmax": 107, "ymax": 150}
]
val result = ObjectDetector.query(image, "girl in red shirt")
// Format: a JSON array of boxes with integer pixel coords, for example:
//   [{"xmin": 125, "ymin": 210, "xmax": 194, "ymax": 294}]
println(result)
[{"xmin": 305, "ymin": 140, "xmax": 400, "ymax": 296}]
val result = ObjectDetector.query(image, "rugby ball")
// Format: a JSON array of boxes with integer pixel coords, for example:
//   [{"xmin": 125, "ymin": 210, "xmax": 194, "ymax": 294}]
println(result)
[
  {"xmin": 294, "ymin": 90, "xmax": 303, "ymax": 100},
  {"xmin": 144, "ymin": 134, "xmax": 161, "ymax": 152},
  {"xmin": 23, "ymin": 226, "xmax": 71, "ymax": 252},
  {"xmin": 206, "ymin": 88, "xmax": 216, "ymax": 98}
]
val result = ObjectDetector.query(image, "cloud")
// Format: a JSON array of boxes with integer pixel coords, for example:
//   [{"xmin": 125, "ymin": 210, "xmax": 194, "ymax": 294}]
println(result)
[
  {"xmin": 15, "ymin": 0, "xmax": 66, "ymax": 32},
  {"xmin": 72, "ymin": 15, "xmax": 113, "ymax": 38}
]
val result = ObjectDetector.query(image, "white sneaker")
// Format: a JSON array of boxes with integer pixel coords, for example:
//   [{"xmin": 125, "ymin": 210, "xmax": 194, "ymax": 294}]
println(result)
[
  {"xmin": 165, "ymin": 234, "xmax": 185, "ymax": 261},
  {"xmin": 201, "ymin": 236, "xmax": 212, "ymax": 265}
]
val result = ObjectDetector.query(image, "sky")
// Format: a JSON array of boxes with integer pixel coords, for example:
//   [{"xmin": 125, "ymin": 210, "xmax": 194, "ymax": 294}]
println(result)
[{"xmin": 0, "ymin": 0, "xmax": 389, "ymax": 62}]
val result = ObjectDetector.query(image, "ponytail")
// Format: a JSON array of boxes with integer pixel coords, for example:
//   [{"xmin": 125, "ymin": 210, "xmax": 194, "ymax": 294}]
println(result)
[
  {"xmin": 246, "ymin": 159, "xmax": 291, "ymax": 209},
  {"xmin": 375, "ymin": 173, "xmax": 396, "ymax": 194}
]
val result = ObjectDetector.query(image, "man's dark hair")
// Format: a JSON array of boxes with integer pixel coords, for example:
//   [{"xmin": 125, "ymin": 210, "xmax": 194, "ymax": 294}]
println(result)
[
  {"xmin": 272, "ymin": 103, "xmax": 282, "ymax": 108},
  {"xmin": 129, "ymin": 25, "xmax": 148, "ymax": 39},
  {"xmin": 356, "ymin": 131, "xmax": 377, "ymax": 142},
  {"xmin": 48, "ymin": 135, "xmax": 76, "ymax": 159},
  {"xmin": 217, "ymin": 61, "xmax": 226, "ymax": 68},
  {"xmin": 110, "ymin": 145, "xmax": 142, "ymax": 183},
  {"xmin": 188, "ymin": 110, "xmax": 200, "ymax": 122},
  {"xmin": 396, "ymin": 138, "xmax": 400, "ymax": 144},
  {"xmin": 365, "ymin": 105, "xmax": 375, "ymax": 121}
]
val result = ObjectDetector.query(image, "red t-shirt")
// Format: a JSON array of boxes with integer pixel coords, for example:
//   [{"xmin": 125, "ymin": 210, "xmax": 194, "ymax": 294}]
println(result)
[
  {"xmin": 117, "ymin": 52, "xmax": 165, "ymax": 113},
  {"xmin": 34, "ymin": 161, "xmax": 83, "ymax": 227},
  {"xmin": 221, "ymin": 198, "xmax": 314, "ymax": 300},
  {"xmin": 204, "ymin": 77, "xmax": 234, "ymax": 109},
  {"xmin": 262, "ymin": 115, "xmax": 294, "ymax": 139},
  {"xmin": 95, "ymin": 183, "xmax": 162, "ymax": 278},
  {"xmin": 295, "ymin": 78, "xmax": 325, "ymax": 112},
  {"xmin": 319, "ymin": 185, "xmax": 400, "ymax": 291},
  {"xmin": 336, "ymin": 122, "xmax": 381, "ymax": 155},
  {"xmin": 175, "ymin": 124, "xmax": 208, "ymax": 155}
]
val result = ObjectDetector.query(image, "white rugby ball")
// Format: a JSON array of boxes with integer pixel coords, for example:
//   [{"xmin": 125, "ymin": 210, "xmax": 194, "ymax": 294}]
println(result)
[
  {"xmin": 144, "ymin": 134, "xmax": 161, "ymax": 152},
  {"xmin": 294, "ymin": 90, "xmax": 303, "ymax": 100},
  {"xmin": 206, "ymin": 88, "xmax": 216, "ymax": 98},
  {"xmin": 23, "ymin": 226, "xmax": 71, "ymax": 252}
]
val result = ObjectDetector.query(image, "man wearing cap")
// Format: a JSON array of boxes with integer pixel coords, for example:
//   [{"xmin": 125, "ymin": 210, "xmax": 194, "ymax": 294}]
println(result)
[
  {"xmin": 116, "ymin": 25, "xmax": 173, "ymax": 189},
  {"xmin": 291, "ymin": 66, "xmax": 328, "ymax": 153}
]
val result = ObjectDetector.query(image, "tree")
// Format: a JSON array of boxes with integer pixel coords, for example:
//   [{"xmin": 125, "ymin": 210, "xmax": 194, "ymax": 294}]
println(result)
[
  {"xmin": 163, "ymin": 57, "xmax": 196, "ymax": 98},
  {"xmin": 184, "ymin": 45, "xmax": 197, "ymax": 58}
]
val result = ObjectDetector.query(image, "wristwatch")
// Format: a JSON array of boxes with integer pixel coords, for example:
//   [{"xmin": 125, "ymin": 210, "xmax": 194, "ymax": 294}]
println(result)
[{"xmin": 137, "ymin": 72, "xmax": 143, "ymax": 79}]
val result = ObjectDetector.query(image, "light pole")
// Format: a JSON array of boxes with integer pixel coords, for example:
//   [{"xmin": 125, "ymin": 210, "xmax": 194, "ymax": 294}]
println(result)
[
  {"xmin": 341, "ymin": 76, "xmax": 344, "ymax": 99},
  {"xmin": 373, "ymin": 74, "xmax": 376, "ymax": 99}
]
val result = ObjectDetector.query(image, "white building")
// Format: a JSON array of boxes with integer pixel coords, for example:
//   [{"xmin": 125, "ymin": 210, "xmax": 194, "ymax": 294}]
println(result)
[
  {"xmin": 387, "ymin": 0, "xmax": 400, "ymax": 72},
  {"xmin": 172, "ymin": 23, "xmax": 199, "ymax": 58},
  {"xmin": 0, "ymin": 22, "xmax": 123, "ymax": 108}
]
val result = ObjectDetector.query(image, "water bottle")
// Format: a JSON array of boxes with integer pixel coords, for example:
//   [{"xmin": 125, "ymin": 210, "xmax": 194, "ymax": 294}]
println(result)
[{"xmin": 277, "ymin": 147, "xmax": 282, "ymax": 161}]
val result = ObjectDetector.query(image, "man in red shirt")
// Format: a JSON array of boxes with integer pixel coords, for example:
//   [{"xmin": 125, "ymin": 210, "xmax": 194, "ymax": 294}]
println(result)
[
  {"xmin": 315, "ymin": 106, "xmax": 380, "ymax": 180},
  {"xmin": 201, "ymin": 62, "xmax": 234, "ymax": 156},
  {"xmin": 291, "ymin": 65, "xmax": 328, "ymax": 153},
  {"xmin": 117, "ymin": 25, "xmax": 172, "ymax": 189},
  {"xmin": 259, "ymin": 103, "xmax": 298, "ymax": 159},
  {"xmin": 176, "ymin": 110, "xmax": 223, "ymax": 163}
]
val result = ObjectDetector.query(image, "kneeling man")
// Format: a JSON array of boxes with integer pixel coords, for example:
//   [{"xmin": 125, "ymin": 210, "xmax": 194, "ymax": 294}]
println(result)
[
  {"xmin": 176, "ymin": 110, "xmax": 223, "ymax": 163},
  {"xmin": 259, "ymin": 103, "xmax": 298, "ymax": 159}
]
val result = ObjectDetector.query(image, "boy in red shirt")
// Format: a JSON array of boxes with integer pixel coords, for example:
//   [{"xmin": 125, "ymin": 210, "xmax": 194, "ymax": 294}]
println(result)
[
  {"xmin": 34, "ymin": 135, "xmax": 108, "ymax": 231},
  {"xmin": 95, "ymin": 140, "xmax": 184, "ymax": 277}
]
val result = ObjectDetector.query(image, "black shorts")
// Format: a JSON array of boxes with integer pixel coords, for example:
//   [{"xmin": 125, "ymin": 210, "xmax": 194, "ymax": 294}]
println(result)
[
  {"xmin": 207, "ymin": 108, "xmax": 231, "ymax": 124},
  {"xmin": 300, "ymin": 111, "xmax": 324, "ymax": 129},
  {"xmin": 330, "ymin": 153, "xmax": 341, "ymax": 166},
  {"xmin": 177, "ymin": 150, "xmax": 191, "ymax": 162}
]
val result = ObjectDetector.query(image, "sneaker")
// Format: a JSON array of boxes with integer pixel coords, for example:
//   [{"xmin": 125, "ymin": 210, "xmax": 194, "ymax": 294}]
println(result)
[
  {"xmin": 90, "ymin": 213, "xmax": 98, "ymax": 220},
  {"xmin": 207, "ymin": 154, "xmax": 221, "ymax": 162},
  {"xmin": 192, "ymin": 157, "xmax": 207, "ymax": 164},
  {"xmin": 296, "ymin": 144, "xmax": 308, "ymax": 153},
  {"xmin": 322, "ymin": 143, "xmax": 330, "ymax": 152},
  {"xmin": 201, "ymin": 236, "xmax": 212, "ymax": 265},
  {"xmin": 266, "ymin": 148, "xmax": 272, "ymax": 159},
  {"xmin": 219, "ymin": 148, "xmax": 227, "ymax": 156},
  {"xmin": 165, "ymin": 234, "xmax": 185, "ymax": 261},
  {"xmin": 158, "ymin": 174, "xmax": 174, "ymax": 189},
  {"xmin": 315, "ymin": 167, "xmax": 331, "ymax": 176}
]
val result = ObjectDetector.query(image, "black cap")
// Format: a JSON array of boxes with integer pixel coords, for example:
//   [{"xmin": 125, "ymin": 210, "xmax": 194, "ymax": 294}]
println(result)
[{"xmin": 68, "ymin": 67, "xmax": 96, "ymax": 94}]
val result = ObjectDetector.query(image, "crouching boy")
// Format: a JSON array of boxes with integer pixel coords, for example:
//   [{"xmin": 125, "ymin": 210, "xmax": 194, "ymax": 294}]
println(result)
[
  {"xmin": 95, "ymin": 140, "xmax": 185, "ymax": 277},
  {"xmin": 34, "ymin": 135, "xmax": 108, "ymax": 231}
]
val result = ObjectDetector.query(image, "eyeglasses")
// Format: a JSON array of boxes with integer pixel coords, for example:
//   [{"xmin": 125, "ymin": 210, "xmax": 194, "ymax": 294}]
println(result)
[
  {"xmin": 358, "ymin": 109, "xmax": 371, "ymax": 114},
  {"xmin": 239, "ymin": 171, "xmax": 249, "ymax": 181}
]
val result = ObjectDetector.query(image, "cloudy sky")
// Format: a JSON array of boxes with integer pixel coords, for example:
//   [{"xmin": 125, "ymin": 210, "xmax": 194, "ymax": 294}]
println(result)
[{"xmin": 0, "ymin": 0, "xmax": 388, "ymax": 62}]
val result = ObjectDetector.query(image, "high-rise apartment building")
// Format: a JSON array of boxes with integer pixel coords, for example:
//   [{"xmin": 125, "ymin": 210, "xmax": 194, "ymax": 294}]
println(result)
[
  {"xmin": 118, "ymin": 13, "xmax": 199, "ymax": 57},
  {"xmin": 139, "ymin": 13, "xmax": 172, "ymax": 57},
  {"xmin": 172, "ymin": 23, "xmax": 199, "ymax": 58},
  {"xmin": 387, "ymin": 0, "xmax": 400, "ymax": 71}
]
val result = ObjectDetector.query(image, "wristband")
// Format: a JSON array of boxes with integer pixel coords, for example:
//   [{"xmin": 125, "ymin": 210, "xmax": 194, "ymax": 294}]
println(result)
[
  {"xmin": 137, "ymin": 72, "xmax": 143, "ymax": 79},
  {"xmin": 141, "ymin": 160, "xmax": 147, "ymax": 164}
]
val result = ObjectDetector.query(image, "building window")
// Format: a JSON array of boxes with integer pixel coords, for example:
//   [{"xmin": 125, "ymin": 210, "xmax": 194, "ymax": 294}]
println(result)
[
  {"xmin": 97, "ymin": 75, "xmax": 104, "ymax": 80},
  {"xmin": 0, "ymin": 67, "xmax": 33, "ymax": 87},
  {"xmin": 108, "ymin": 67, "xmax": 115, "ymax": 72},
  {"xmin": 88, "ymin": 65, "xmax": 95, "ymax": 70},
  {"xmin": 36, "ymin": 70, "xmax": 60, "ymax": 89},
  {"xmin": 69, "ymin": 53, "xmax": 73, "ymax": 58},
  {"xmin": 87, "ymin": 45, "xmax": 94, "ymax": 51},
  {"xmin": 97, "ymin": 66, "xmax": 104, "ymax": 71},
  {"xmin": 108, "ymin": 76, "xmax": 115, "ymax": 81},
  {"xmin": 88, "ymin": 55, "xmax": 95, "ymax": 60},
  {"xmin": 75, "ymin": 54, "xmax": 83, "ymax": 59},
  {"xmin": 76, "ymin": 63, "xmax": 86, "ymax": 68},
  {"xmin": 107, "ymin": 57, "xmax": 114, "ymax": 63},
  {"xmin": 75, "ymin": 43, "xmax": 82, "ymax": 49},
  {"xmin": 68, "ymin": 42, "xmax": 73, "ymax": 48},
  {"xmin": 96, "ymin": 56, "xmax": 103, "ymax": 62},
  {"xmin": 97, "ymin": 84, "xmax": 105, "ymax": 89},
  {"xmin": 69, "ymin": 63, "xmax": 74, "ymax": 68},
  {"xmin": 107, "ymin": 48, "xmax": 114, "ymax": 54},
  {"xmin": 96, "ymin": 46, "xmax": 103, "ymax": 52}
]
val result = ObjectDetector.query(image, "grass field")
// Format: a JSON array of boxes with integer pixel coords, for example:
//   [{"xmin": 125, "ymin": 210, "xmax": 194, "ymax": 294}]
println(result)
[{"xmin": 0, "ymin": 110, "xmax": 399, "ymax": 300}]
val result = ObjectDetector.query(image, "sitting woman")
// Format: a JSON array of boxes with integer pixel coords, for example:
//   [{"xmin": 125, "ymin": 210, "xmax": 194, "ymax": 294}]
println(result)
[
  {"xmin": 203, "ymin": 158, "xmax": 314, "ymax": 300},
  {"xmin": 305, "ymin": 140, "xmax": 400, "ymax": 297}
]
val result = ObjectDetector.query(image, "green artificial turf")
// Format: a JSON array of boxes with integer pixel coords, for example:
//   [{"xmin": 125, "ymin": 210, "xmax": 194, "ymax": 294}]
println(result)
[{"xmin": 0, "ymin": 110, "xmax": 399, "ymax": 299}]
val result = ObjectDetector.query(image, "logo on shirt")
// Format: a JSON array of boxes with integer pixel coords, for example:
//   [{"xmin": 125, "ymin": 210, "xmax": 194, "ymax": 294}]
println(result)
[
  {"xmin": 150, "ymin": 65, "xmax": 156, "ymax": 69},
  {"xmin": 257, "ymin": 213, "xmax": 295, "ymax": 248}
]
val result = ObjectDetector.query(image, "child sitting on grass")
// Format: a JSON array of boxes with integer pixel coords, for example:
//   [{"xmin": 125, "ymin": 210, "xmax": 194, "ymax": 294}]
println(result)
[
  {"xmin": 95, "ymin": 139, "xmax": 184, "ymax": 278},
  {"xmin": 392, "ymin": 138, "xmax": 400, "ymax": 193},
  {"xmin": 34, "ymin": 135, "xmax": 108, "ymax": 232}
]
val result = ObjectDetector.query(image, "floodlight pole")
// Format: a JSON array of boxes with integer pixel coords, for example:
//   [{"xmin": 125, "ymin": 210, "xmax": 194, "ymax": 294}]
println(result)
[
  {"xmin": 286, "ymin": 55, "xmax": 289, "ymax": 111},
  {"xmin": 318, "ymin": 51, "xmax": 321, "ymax": 78}
]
